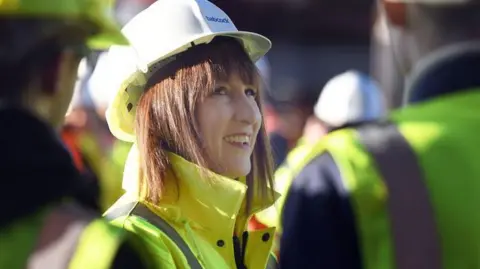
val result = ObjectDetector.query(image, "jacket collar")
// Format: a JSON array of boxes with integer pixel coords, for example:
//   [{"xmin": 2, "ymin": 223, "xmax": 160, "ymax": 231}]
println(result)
[
  {"xmin": 405, "ymin": 41, "xmax": 480, "ymax": 104},
  {"xmin": 123, "ymin": 147, "xmax": 278, "ymax": 235}
]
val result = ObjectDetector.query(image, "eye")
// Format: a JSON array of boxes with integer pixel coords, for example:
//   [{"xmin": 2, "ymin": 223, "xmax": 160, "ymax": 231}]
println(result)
[
  {"xmin": 245, "ymin": 88, "xmax": 257, "ymax": 97},
  {"xmin": 213, "ymin": 86, "xmax": 228, "ymax": 95}
]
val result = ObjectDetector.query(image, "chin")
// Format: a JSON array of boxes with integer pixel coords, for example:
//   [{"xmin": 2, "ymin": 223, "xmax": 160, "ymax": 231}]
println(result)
[{"xmin": 223, "ymin": 164, "xmax": 251, "ymax": 179}]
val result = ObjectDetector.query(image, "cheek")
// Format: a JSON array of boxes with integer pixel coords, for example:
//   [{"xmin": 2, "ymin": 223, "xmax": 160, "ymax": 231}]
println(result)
[{"xmin": 196, "ymin": 100, "xmax": 230, "ymax": 146}]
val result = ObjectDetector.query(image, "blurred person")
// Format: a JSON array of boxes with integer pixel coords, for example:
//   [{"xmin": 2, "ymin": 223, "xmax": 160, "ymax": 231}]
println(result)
[
  {"xmin": 62, "ymin": 110, "xmax": 105, "ymax": 211},
  {"xmin": 0, "ymin": 0, "xmax": 154, "ymax": 268},
  {"xmin": 280, "ymin": 0, "xmax": 480, "ymax": 268},
  {"xmin": 249, "ymin": 57, "xmax": 290, "ymax": 232},
  {"xmin": 254, "ymin": 70, "xmax": 384, "ymax": 253},
  {"xmin": 63, "ymin": 57, "xmax": 125, "ymax": 212},
  {"xmin": 249, "ymin": 56, "xmax": 289, "ymax": 232},
  {"xmin": 256, "ymin": 55, "xmax": 309, "ymax": 169},
  {"xmin": 101, "ymin": 0, "xmax": 279, "ymax": 268},
  {"xmin": 263, "ymin": 101, "xmax": 290, "ymax": 168},
  {"xmin": 86, "ymin": 52, "xmax": 135, "ymax": 211},
  {"xmin": 61, "ymin": 0, "xmax": 162, "ymax": 214},
  {"xmin": 256, "ymin": 56, "xmax": 290, "ymax": 169},
  {"xmin": 62, "ymin": 58, "xmax": 103, "ymax": 211},
  {"xmin": 73, "ymin": 0, "xmax": 160, "ymax": 212},
  {"xmin": 263, "ymin": 97, "xmax": 311, "ymax": 169}
]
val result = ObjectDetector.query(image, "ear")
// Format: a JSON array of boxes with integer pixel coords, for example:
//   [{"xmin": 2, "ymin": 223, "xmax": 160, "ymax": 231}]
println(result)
[{"xmin": 381, "ymin": 0, "xmax": 407, "ymax": 27}]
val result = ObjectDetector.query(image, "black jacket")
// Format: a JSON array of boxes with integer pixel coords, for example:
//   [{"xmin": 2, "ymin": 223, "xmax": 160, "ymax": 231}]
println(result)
[{"xmin": 0, "ymin": 108, "xmax": 146, "ymax": 269}]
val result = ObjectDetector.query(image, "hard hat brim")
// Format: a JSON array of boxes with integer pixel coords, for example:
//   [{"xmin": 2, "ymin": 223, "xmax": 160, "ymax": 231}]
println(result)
[
  {"xmin": 0, "ymin": 0, "xmax": 129, "ymax": 49},
  {"xmin": 87, "ymin": 17, "xmax": 130, "ymax": 49}
]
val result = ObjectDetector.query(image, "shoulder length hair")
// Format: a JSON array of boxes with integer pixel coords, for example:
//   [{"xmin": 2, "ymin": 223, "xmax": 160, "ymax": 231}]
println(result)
[{"xmin": 135, "ymin": 37, "xmax": 274, "ymax": 212}]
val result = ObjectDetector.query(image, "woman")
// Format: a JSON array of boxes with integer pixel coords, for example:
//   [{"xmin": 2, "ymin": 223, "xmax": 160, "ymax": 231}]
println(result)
[{"xmin": 101, "ymin": 0, "xmax": 278, "ymax": 268}]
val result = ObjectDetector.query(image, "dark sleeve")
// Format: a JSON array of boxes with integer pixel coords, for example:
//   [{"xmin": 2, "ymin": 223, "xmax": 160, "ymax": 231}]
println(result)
[
  {"xmin": 279, "ymin": 152, "xmax": 362, "ymax": 269},
  {"xmin": 269, "ymin": 132, "xmax": 289, "ymax": 169},
  {"xmin": 111, "ymin": 242, "xmax": 148, "ymax": 269}
]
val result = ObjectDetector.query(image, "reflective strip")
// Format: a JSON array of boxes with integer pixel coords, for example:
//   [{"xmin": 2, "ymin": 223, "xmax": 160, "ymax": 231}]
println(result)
[
  {"xmin": 27, "ymin": 203, "xmax": 124, "ymax": 269},
  {"xmin": 357, "ymin": 122, "xmax": 441, "ymax": 269},
  {"xmin": 105, "ymin": 202, "xmax": 203, "ymax": 269},
  {"xmin": 69, "ymin": 219, "xmax": 124, "ymax": 269},
  {"xmin": 27, "ymin": 212, "xmax": 87, "ymax": 269}
]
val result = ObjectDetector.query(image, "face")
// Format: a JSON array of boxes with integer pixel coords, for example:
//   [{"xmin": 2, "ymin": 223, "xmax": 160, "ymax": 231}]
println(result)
[{"xmin": 196, "ymin": 72, "xmax": 261, "ymax": 179}]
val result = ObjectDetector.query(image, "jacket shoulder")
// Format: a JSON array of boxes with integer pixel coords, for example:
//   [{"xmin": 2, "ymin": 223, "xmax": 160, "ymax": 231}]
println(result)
[{"xmin": 105, "ymin": 200, "xmax": 178, "ymax": 267}]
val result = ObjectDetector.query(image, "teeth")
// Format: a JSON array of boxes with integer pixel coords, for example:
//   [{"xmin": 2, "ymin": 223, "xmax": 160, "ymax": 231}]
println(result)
[{"xmin": 224, "ymin": 135, "xmax": 250, "ymax": 144}]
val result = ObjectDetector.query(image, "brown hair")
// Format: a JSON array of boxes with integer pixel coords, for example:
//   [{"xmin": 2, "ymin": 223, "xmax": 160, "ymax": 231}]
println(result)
[{"xmin": 135, "ymin": 37, "xmax": 274, "ymax": 212}]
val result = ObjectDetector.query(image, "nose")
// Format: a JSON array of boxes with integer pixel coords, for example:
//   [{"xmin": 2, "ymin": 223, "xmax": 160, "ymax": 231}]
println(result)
[{"xmin": 233, "ymin": 91, "xmax": 261, "ymax": 125}]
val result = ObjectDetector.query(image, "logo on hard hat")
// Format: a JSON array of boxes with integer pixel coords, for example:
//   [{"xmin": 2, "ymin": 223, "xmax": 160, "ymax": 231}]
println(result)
[{"xmin": 205, "ymin": 16, "xmax": 229, "ymax": 23}]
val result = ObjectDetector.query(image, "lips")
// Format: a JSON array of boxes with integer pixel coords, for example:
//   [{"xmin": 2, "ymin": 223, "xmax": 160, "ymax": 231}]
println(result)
[{"xmin": 224, "ymin": 134, "xmax": 251, "ymax": 146}]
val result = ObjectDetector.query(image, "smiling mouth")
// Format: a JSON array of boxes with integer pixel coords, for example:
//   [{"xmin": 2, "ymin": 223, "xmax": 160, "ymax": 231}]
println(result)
[{"xmin": 224, "ymin": 135, "xmax": 251, "ymax": 148}]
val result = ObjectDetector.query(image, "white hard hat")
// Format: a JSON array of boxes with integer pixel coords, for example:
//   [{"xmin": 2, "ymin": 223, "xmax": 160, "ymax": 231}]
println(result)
[
  {"xmin": 87, "ymin": 52, "xmax": 116, "ymax": 109},
  {"xmin": 102, "ymin": 0, "xmax": 272, "ymax": 142},
  {"xmin": 314, "ymin": 70, "xmax": 385, "ymax": 128}
]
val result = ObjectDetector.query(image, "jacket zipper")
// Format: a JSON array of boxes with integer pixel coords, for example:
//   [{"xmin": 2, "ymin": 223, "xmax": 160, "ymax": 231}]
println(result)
[{"xmin": 233, "ymin": 231, "xmax": 249, "ymax": 269}]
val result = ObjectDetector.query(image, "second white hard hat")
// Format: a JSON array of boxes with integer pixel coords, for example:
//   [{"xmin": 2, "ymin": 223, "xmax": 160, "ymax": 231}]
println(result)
[
  {"xmin": 314, "ymin": 70, "xmax": 385, "ymax": 128},
  {"xmin": 102, "ymin": 0, "xmax": 272, "ymax": 142}
]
